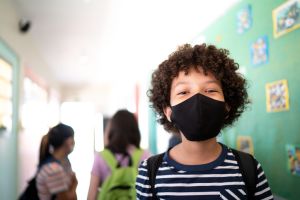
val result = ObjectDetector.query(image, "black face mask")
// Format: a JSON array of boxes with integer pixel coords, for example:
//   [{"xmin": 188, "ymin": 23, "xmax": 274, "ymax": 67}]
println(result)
[{"xmin": 170, "ymin": 93, "xmax": 225, "ymax": 141}]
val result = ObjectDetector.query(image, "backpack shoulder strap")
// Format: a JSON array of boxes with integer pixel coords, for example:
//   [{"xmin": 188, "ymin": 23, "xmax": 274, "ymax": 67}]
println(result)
[
  {"xmin": 146, "ymin": 153, "xmax": 164, "ymax": 199},
  {"xmin": 100, "ymin": 149, "xmax": 118, "ymax": 172},
  {"xmin": 37, "ymin": 156, "xmax": 61, "ymax": 173},
  {"xmin": 131, "ymin": 148, "xmax": 144, "ymax": 168},
  {"xmin": 34, "ymin": 157, "xmax": 60, "ymax": 200},
  {"xmin": 231, "ymin": 149, "xmax": 257, "ymax": 199}
]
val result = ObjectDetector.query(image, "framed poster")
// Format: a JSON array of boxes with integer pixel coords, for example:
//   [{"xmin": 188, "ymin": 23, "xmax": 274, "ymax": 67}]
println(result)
[
  {"xmin": 0, "ymin": 58, "xmax": 13, "ymax": 133},
  {"xmin": 237, "ymin": 136, "xmax": 254, "ymax": 155},
  {"xmin": 286, "ymin": 144, "xmax": 300, "ymax": 176},
  {"xmin": 266, "ymin": 79, "xmax": 289, "ymax": 112},
  {"xmin": 272, "ymin": 0, "xmax": 300, "ymax": 38},
  {"xmin": 250, "ymin": 35, "xmax": 269, "ymax": 66},
  {"xmin": 237, "ymin": 4, "xmax": 253, "ymax": 34}
]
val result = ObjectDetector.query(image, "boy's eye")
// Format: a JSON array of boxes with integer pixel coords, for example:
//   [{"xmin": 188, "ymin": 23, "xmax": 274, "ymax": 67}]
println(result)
[
  {"xmin": 206, "ymin": 89, "xmax": 217, "ymax": 93},
  {"xmin": 177, "ymin": 91, "xmax": 188, "ymax": 95}
]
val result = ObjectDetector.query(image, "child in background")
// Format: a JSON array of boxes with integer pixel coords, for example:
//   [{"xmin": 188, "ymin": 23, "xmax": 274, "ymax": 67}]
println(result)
[
  {"xmin": 88, "ymin": 110, "xmax": 151, "ymax": 200},
  {"xmin": 37, "ymin": 123, "xmax": 77, "ymax": 200}
]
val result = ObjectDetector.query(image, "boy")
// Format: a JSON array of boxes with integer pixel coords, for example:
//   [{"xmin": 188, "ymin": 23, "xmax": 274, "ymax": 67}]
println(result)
[{"xmin": 136, "ymin": 44, "xmax": 273, "ymax": 199}]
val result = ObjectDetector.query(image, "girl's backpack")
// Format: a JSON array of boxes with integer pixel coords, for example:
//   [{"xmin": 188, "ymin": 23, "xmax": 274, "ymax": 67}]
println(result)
[
  {"xmin": 98, "ymin": 148, "xmax": 143, "ymax": 200},
  {"xmin": 19, "ymin": 157, "xmax": 60, "ymax": 200}
]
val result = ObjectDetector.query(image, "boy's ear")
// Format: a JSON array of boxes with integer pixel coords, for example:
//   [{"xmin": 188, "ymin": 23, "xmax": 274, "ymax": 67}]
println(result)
[{"xmin": 163, "ymin": 106, "xmax": 172, "ymax": 122}]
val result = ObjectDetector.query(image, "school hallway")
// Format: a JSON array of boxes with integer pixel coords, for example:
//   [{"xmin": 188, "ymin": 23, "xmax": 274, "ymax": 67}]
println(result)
[{"xmin": 0, "ymin": 0, "xmax": 300, "ymax": 199}]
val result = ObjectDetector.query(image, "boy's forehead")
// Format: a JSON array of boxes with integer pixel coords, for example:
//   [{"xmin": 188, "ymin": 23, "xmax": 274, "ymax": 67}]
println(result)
[
  {"xmin": 176, "ymin": 66, "xmax": 208, "ymax": 77},
  {"xmin": 171, "ymin": 68, "xmax": 218, "ymax": 86}
]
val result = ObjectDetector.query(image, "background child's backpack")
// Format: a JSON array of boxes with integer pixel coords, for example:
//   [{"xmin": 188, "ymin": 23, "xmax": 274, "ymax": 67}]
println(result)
[
  {"xmin": 19, "ymin": 157, "xmax": 60, "ymax": 200},
  {"xmin": 19, "ymin": 177, "xmax": 39, "ymax": 200},
  {"xmin": 98, "ymin": 148, "xmax": 143, "ymax": 200}
]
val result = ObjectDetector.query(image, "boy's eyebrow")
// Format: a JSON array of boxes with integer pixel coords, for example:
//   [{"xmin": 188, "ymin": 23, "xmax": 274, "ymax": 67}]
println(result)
[
  {"xmin": 173, "ymin": 81, "xmax": 189, "ymax": 87},
  {"xmin": 173, "ymin": 80, "xmax": 219, "ymax": 88},
  {"xmin": 205, "ymin": 80, "xmax": 220, "ymax": 84}
]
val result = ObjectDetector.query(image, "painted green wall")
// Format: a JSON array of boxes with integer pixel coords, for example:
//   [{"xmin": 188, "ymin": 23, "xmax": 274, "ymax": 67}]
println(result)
[
  {"xmin": 149, "ymin": 108, "xmax": 158, "ymax": 154},
  {"xmin": 0, "ymin": 38, "xmax": 20, "ymax": 200},
  {"xmin": 200, "ymin": 0, "xmax": 300, "ymax": 199}
]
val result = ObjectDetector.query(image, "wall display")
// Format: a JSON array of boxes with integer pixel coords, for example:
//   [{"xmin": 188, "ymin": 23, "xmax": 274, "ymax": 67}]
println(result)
[
  {"xmin": 266, "ymin": 79, "xmax": 289, "ymax": 112},
  {"xmin": 202, "ymin": 0, "xmax": 300, "ymax": 198},
  {"xmin": 0, "ymin": 58, "xmax": 12, "ymax": 132},
  {"xmin": 237, "ymin": 135, "xmax": 254, "ymax": 155},
  {"xmin": 250, "ymin": 35, "xmax": 269, "ymax": 66},
  {"xmin": 237, "ymin": 4, "xmax": 253, "ymax": 34},
  {"xmin": 273, "ymin": 0, "xmax": 300, "ymax": 38},
  {"xmin": 286, "ymin": 144, "xmax": 300, "ymax": 176}
]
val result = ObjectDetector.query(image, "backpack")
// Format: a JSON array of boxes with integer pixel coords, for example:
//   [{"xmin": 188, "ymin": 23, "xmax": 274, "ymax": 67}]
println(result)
[
  {"xmin": 19, "ymin": 177, "xmax": 39, "ymax": 200},
  {"xmin": 98, "ymin": 148, "xmax": 144, "ymax": 200},
  {"xmin": 147, "ymin": 148, "xmax": 257, "ymax": 199},
  {"xmin": 19, "ymin": 158, "xmax": 60, "ymax": 200}
]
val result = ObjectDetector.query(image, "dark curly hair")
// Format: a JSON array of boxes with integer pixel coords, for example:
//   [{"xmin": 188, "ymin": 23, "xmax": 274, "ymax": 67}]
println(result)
[{"xmin": 148, "ymin": 43, "xmax": 249, "ymax": 134}]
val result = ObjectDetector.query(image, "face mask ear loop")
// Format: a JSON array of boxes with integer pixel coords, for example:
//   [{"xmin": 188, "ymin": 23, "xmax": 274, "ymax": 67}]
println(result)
[
  {"xmin": 224, "ymin": 103, "xmax": 230, "ymax": 119},
  {"xmin": 170, "ymin": 107, "xmax": 179, "ymax": 130},
  {"xmin": 169, "ymin": 105, "xmax": 174, "ymax": 123},
  {"xmin": 225, "ymin": 110, "xmax": 230, "ymax": 120}
]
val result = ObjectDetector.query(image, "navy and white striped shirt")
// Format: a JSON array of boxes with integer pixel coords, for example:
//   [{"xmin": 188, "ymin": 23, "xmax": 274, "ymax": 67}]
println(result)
[{"xmin": 136, "ymin": 144, "xmax": 273, "ymax": 200}]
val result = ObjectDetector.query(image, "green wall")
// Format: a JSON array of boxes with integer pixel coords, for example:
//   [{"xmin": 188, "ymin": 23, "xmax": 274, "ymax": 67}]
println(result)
[
  {"xmin": 0, "ymin": 38, "xmax": 20, "ymax": 200},
  {"xmin": 148, "ymin": 108, "xmax": 158, "ymax": 154},
  {"xmin": 200, "ymin": 0, "xmax": 300, "ymax": 199}
]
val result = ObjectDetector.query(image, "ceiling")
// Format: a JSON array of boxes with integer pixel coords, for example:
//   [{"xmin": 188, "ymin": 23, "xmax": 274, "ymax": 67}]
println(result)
[{"xmin": 13, "ymin": 0, "xmax": 239, "ymax": 87}]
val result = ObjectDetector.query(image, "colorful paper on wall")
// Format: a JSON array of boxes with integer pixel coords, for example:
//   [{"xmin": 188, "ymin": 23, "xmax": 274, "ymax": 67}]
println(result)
[
  {"xmin": 250, "ymin": 35, "xmax": 269, "ymax": 66},
  {"xmin": 272, "ymin": 0, "xmax": 300, "ymax": 38},
  {"xmin": 237, "ymin": 4, "xmax": 252, "ymax": 34},
  {"xmin": 286, "ymin": 144, "xmax": 300, "ymax": 176},
  {"xmin": 237, "ymin": 136, "xmax": 254, "ymax": 155},
  {"xmin": 266, "ymin": 79, "xmax": 290, "ymax": 112}
]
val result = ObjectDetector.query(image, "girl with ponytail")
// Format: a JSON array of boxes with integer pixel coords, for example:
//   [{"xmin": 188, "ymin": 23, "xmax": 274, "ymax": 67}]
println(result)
[
  {"xmin": 36, "ymin": 123, "xmax": 78, "ymax": 200},
  {"xmin": 39, "ymin": 134, "xmax": 51, "ymax": 166}
]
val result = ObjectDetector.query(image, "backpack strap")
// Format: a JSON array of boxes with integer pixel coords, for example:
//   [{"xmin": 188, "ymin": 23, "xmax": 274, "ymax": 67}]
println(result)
[
  {"xmin": 37, "ymin": 157, "xmax": 61, "ymax": 200},
  {"xmin": 38, "ymin": 156, "xmax": 61, "ymax": 170},
  {"xmin": 101, "ymin": 148, "xmax": 144, "ymax": 172},
  {"xmin": 147, "ymin": 153, "xmax": 164, "ymax": 199},
  {"xmin": 100, "ymin": 149, "xmax": 118, "ymax": 172},
  {"xmin": 231, "ymin": 149, "xmax": 257, "ymax": 199},
  {"xmin": 131, "ymin": 148, "xmax": 144, "ymax": 169}
]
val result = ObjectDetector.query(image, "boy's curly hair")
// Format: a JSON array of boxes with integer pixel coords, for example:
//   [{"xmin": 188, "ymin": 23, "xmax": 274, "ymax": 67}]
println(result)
[{"xmin": 148, "ymin": 43, "xmax": 249, "ymax": 134}]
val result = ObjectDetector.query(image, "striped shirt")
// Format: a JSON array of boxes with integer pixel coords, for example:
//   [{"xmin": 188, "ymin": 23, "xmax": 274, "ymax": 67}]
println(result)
[
  {"xmin": 136, "ymin": 144, "xmax": 273, "ymax": 200},
  {"xmin": 36, "ymin": 158, "xmax": 73, "ymax": 200}
]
